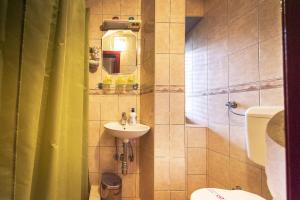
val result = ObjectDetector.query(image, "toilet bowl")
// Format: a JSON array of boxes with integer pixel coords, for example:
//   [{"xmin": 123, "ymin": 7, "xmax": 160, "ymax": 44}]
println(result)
[{"xmin": 191, "ymin": 188, "xmax": 265, "ymax": 200}]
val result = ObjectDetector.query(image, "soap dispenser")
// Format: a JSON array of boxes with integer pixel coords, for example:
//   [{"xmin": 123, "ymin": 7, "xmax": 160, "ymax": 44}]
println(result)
[{"xmin": 129, "ymin": 108, "xmax": 137, "ymax": 125}]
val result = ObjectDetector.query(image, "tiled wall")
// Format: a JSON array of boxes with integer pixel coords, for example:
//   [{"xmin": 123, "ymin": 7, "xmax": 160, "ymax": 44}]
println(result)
[
  {"xmin": 186, "ymin": 0, "xmax": 204, "ymax": 16},
  {"xmin": 185, "ymin": 0, "xmax": 283, "ymax": 199},
  {"xmin": 185, "ymin": 126, "xmax": 207, "ymax": 198},
  {"xmin": 139, "ymin": 0, "xmax": 155, "ymax": 199},
  {"xmin": 86, "ymin": 0, "xmax": 142, "ymax": 199},
  {"xmin": 153, "ymin": 0, "xmax": 186, "ymax": 199}
]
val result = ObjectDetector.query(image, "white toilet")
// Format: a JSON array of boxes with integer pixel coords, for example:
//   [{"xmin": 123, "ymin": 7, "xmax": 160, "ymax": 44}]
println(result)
[{"xmin": 191, "ymin": 107, "xmax": 285, "ymax": 200}]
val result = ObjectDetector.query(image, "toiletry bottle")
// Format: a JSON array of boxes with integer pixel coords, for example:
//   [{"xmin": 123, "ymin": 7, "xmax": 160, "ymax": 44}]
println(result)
[{"xmin": 129, "ymin": 108, "xmax": 137, "ymax": 125}]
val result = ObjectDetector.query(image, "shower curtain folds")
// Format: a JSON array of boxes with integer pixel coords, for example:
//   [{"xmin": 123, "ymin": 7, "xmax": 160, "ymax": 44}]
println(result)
[{"xmin": 0, "ymin": 0, "xmax": 89, "ymax": 199}]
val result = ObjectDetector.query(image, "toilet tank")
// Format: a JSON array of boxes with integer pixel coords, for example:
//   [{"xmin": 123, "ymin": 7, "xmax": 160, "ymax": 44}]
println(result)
[{"xmin": 245, "ymin": 106, "xmax": 283, "ymax": 166}]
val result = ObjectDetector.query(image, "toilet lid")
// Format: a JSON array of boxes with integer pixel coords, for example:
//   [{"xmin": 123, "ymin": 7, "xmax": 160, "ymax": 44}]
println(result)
[{"xmin": 191, "ymin": 188, "xmax": 265, "ymax": 200}]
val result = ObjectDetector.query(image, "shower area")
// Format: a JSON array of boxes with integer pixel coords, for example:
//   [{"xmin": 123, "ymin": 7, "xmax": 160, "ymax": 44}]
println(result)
[{"xmin": 185, "ymin": 0, "xmax": 283, "ymax": 199}]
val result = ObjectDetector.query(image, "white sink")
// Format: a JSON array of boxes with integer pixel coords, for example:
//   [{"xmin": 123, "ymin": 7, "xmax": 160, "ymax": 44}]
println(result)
[{"xmin": 104, "ymin": 122, "xmax": 150, "ymax": 142}]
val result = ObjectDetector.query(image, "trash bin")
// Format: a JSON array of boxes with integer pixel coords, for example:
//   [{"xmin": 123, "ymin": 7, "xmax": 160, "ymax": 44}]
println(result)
[{"xmin": 100, "ymin": 172, "xmax": 122, "ymax": 200}]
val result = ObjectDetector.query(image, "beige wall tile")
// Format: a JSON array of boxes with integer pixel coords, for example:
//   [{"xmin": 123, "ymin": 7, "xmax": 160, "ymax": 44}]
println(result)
[
  {"xmin": 171, "ymin": 0, "xmax": 185, "ymax": 23},
  {"xmin": 137, "ymin": 0, "xmax": 141, "ymax": 15},
  {"xmin": 204, "ymin": 0, "xmax": 223, "ymax": 14},
  {"xmin": 100, "ymin": 147, "xmax": 117, "ymax": 172},
  {"xmin": 229, "ymin": 125, "xmax": 248, "ymax": 162},
  {"xmin": 119, "ymin": 95, "xmax": 137, "ymax": 114},
  {"xmin": 206, "ymin": 0, "xmax": 227, "ymax": 32},
  {"xmin": 100, "ymin": 121, "xmax": 115, "ymax": 146},
  {"xmin": 103, "ymin": 0, "xmax": 121, "ymax": 15},
  {"xmin": 121, "ymin": 0, "xmax": 138, "ymax": 16},
  {"xmin": 229, "ymin": 90, "xmax": 259, "ymax": 126},
  {"xmin": 187, "ymin": 175, "xmax": 207, "ymax": 198},
  {"xmin": 259, "ymin": 0, "xmax": 282, "ymax": 42},
  {"xmin": 100, "ymin": 95, "xmax": 119, "ymax": 120},
  {"xmin": 186, "ymin": 95, "xmax": 208, "ymax": 126},
  {"xmin": 208, "ymin": 151, "xmax": 230, "ymax": 187},
  {"xmin": 86, "ymin": 0, "xmax": 102, "ymax": 14},
  {"xmin": 260, "ymin": 88, "xmax": 284, "ymax": 106},
  {"xmin": 229, "ymin": 158, "xmax": 262, "ymax": 195},
  {"xmin": 155, "ymin": 92, "xmax": 170, "ymax": 124},
  {"xmin": 155, "ymin": 0, "xmax": 171, "ymax": 22},
  {"xmin": 155, "ymin": 125, "xmax": 170, "ymax": 157},
  {"xmin": 228, "ymin": 0, "xmax": 257, "ymax": 23},
  {"xmin": 259, "ymin": 36, "xmax": 283, "ymax": 81},
  {"xmin": 187, "ymin": 127, "xmax": 207, "ymax": 148},
  {"xmin": 208, "ymin": 178, "xmax": 227, "ymax": 189},
  {"xmin": 229, "ymin": 44, "xmax": 259, "ymax": 86},
  {"xmin": 140, "ymin": 92, "xmax": 154, "ymax": 124},
  {"xmin": 170, "ymin": 93, "xmax": 185, "ymax": 124},
  {"xmin": 170, "ymin": 125, "xmax": 185, "ymax": 157},
  {"xmin": 187, "ymin": 148, "xmax": 206, "ymax": 174},
  {"xmin": 88, "ymin": 147, "xmax": 100, "ymax": 173},
  {"xmin": 89, "ymin": 14, "xmax": 102, "ymax": 40},
  {"xmin": 121, "ymin": 174, "xmax": 136, "ymax": 198},
  {"xmin": 208, "ymin": 94, "xmax": 228, "ymax": 125},
  {"xmin": 192, "ymin": 63, "xmax": 207, "ymax": 92},
  {"xmin": 89, "ymin": 68, "xmax": 102, "ymax": 89},
  {"xmin": 154, "ymin": 191, "xmax": 170, "ymax": 200},
  {"xmin": 89, "ymin": 95, "xmax": 101, "ymax": 120},
  {"xmin": 170, "ymin": 158, "xmax": 186, "ymax": 190},
  {"xmin": 208, "ymin": 123, "xmax": 230, "ymax": 155},
  {"xmin": 155, "ymin": 54, "xmax": 170, "ymax": 85},
  {"xmin": 192, "ymin": 20, "xmax": 207, "ymax": 49},
  {"xmin": 155, "ymin": 23, "xmax": 170, "ymax": 53},
  {"xmin": 208, "ymin": 56, "xmax": 228, "ymax": 89},
  {"xmin": 170, "ymin": 23, "xmax": 185, "ymax": 54},
  {"xmin": 154, "ymin": 157, "xmax": 170, "ymax": 190},
  {"xmin": 170, "ymin": 191, "xmax": 186, "ymax": 200},
  {"xmin": 207, "ymin": 26, "xmax": 228, "ymax": 63},
  {"xmin": 170, "ymin": 54, "xmax": 185, "ymax": 85},
  {"xmin": 186, "ymin": 0, "xmax": 204, "ymax": 16},
  {"xmin": 135, "ymin": 173, "xmax": 140, "ymax": 198},
  {"xmin": 228, "ymin": 8, "xmax": 258, "ymax": 53},
  {"xmin": 88, "ymin": 121, "xmax": 100, "ymax": 147}
]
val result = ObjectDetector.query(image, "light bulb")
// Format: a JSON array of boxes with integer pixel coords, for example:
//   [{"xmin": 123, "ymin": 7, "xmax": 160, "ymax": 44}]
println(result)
[{"xmin": 114, "ymin": 37, "xmax": 127, "ymax": 51}]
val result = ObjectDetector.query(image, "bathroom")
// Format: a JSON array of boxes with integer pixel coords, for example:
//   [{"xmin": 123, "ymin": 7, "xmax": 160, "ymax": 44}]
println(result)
[{"xmin": 0, "ymin": 0, "xmax": 298, "ymax": 200}]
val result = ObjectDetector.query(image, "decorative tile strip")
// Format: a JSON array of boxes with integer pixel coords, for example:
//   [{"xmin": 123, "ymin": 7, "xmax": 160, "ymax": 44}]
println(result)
[
  {"xmin": 229, "ymin": 82, "xmax": 260, "ymax": 93},
  {"xmin": 155, "ymin": 85, "xmax": 170, "ymax": 93},
  {"xmin": 207, "ymin": 87, "xmax": 229, "ymax": 95},
  {"xmin": 187, "ymin": 78, "xmax": 283, "ymax": 97},
  {"xmin": 186, "ymin": 90, "xmax": 208, "ymax": 97},
  {"xmin": 140, "ymin": 85, "xmax": 154, "ymax": 94},
  {"xmin": 169, "ymin": 85, "xmax": 185, "ymax": 93},
  {"xmin": 260, "ymin": 78, "xmax": 283, "ymax": 90}
]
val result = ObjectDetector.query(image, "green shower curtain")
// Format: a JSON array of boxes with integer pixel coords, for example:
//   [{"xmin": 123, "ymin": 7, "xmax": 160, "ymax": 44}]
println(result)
[{"xmin": 0, "ymin": 0, "xmax": 89, "ymax": 199}]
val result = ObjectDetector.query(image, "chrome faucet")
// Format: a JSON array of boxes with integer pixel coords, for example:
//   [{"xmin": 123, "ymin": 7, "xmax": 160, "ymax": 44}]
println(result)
[{"xmin": 121, "ymin": 112, "xmax": 127, "ymax": 125}]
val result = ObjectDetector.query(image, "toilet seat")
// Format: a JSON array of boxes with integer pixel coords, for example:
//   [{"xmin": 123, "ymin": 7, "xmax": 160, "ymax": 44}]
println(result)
[{"xmin": 191, "ymin": 188, "xmax": 265, "ymax": 200}]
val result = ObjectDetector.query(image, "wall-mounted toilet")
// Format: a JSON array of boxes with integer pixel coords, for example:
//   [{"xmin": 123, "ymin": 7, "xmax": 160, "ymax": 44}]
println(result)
[{"xmin": 191, "ymin": 107, "xmax": 285, "ymax": 200}]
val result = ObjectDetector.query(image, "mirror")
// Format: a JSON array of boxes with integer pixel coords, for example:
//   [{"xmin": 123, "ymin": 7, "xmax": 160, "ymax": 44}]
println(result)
[{"xmin": 102, "ymin": 30, "xmax": 138, "ymax": 74}]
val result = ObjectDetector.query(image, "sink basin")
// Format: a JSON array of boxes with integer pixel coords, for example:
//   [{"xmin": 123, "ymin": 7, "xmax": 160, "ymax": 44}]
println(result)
[{"xmin": 104, "ymin": 122, "xmax": 150, "ymax": 142}]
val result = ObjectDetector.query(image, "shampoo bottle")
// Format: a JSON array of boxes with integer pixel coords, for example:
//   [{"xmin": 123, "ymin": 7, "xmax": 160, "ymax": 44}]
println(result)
[{"xmin": 129, "ymin": 108, "xmax": 137, "ymax": 125}]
